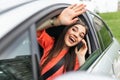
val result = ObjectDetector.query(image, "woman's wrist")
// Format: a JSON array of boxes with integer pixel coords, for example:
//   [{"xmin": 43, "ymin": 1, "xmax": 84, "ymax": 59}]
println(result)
[
  {"xmin": 77, "ymin": 54, "xmax": 85, "ymax": 66},
  {"xmin": 50, "ymin": 17, "xmax": 61, "ymax": 27}
]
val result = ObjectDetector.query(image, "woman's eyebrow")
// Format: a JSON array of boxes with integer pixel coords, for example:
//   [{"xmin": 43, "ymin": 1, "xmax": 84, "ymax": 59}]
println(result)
[
  {"xmin": 74, "ymin": 25, "xmax": 78, "ymax": 29},
  {"xmin": 74, "ymin": 25, "xmax": 85, "ymax": 34},
  {"xmin": 81, "ymin": 32, "xmax": 85, "ymax": 35}
]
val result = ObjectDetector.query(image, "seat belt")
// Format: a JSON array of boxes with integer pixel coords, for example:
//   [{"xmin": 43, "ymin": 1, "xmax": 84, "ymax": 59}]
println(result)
[{"xmin": 41, "ymin": 53, "xmax": 67, "ymax": 80}]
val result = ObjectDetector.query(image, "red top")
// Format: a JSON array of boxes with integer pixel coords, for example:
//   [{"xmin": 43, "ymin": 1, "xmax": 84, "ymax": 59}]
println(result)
[{"xmin": 37, "ymin": 30, "xmax": 80, "ymax": 80}]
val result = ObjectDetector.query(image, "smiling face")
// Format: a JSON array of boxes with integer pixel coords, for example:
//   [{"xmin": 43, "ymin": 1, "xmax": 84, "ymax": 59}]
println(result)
[{"xmin": 64, "ymin": 24, "xmax": 86, "ymax": 48}]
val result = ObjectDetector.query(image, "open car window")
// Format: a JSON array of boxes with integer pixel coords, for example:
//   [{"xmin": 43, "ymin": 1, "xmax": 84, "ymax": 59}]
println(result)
[{"xmin": 36, "ymin": 15, "xmax": 91, "ymax": 59}]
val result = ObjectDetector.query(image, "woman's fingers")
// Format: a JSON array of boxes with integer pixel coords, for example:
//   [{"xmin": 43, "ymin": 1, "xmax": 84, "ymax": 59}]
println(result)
[
  {"xmin": 68, "ymin": 4, "xmax": 86, "ymax": 12},
  {"xmin": 75, "ymin": 46, "xmax": 79, "ymax": 54},
  {"xmin": 71, "ymin": 17, "xmax": 79, "ymax": 24},
  {"xmin": 81, "ymin": 39, "xmax": 87, "ymax": 48},
  {"xmin": 75, "ymin": 39, "xmax": 88, "ymax": 55},
  {"xmin": 58, "ymin": 4, "xmax": 86, "ymax": 25},
  {"xmin": 69, "ymin": 4, "xmax": 87, "ymax": 18},
  {"xmin": 75, "ymin": 4, "xmax": 86, "ymax": 15},
  {"xmin": 74, "ymin": 4, "xmax": 86, "ymax": 11},
  {"xmin": 68, "ymin": 4, "xmax": 77, "ymax": 9}
]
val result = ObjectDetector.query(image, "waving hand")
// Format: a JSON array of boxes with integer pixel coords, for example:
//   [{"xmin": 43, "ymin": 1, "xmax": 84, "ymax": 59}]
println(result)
[{"xmin": 58, "ymin": 4, "xmax": 86, "ymax": 26}]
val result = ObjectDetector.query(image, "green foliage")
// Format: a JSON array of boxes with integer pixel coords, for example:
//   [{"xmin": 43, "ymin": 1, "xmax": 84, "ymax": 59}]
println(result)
[{"xmin": 99, "ymin": 11, "xmax": 120, "ymax": 42}]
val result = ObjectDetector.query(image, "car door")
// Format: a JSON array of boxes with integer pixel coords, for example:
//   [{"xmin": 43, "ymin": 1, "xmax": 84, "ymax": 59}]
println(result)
[
  {"xmin": 82, "ymin": 11, "xmax": 120, "ymax": 76},
  {"xmin": 0, "ymin": 2, "xmax": 72, "ymax": 80},
  {"xmin": 0, "ymin": 24, "xmax": 40, "ymax": 80}
]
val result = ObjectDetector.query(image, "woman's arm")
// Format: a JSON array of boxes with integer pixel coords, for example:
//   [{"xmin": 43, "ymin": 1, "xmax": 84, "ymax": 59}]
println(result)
[
  {"xmin": 37, "ymin": 18, "xmax": 61, "ymax": 31},
  {"xmin": 37, "ymin": 4, "xmax": 86, "ymax": 31}
]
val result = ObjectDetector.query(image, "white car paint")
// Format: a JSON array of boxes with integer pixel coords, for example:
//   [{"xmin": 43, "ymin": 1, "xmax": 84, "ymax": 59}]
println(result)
[
  {"xmin": 88, "ymin": 38, "xmax": 120, "ymax": 75},
  {"xmin": 0, "ymin": 0, "xmax": 95, "ymax": 39},
  {"xmin": 55, "ymin": 71, "xmax": 117, "ymax": 80},
  {"xmin": 0, "ymin": 0, "xmax": 120, "ymax": 80}
]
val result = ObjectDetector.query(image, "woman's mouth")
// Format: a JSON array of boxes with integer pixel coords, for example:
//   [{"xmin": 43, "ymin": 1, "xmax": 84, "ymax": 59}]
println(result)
[{"xmin": 69, "ymin": 35, "xmax": 76, "ymax": 44}]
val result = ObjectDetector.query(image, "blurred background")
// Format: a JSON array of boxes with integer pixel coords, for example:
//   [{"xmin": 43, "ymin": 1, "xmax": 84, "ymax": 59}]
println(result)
[{"xmin": 90, "ymin": 0, "xmax": 120, "ymax": 43}]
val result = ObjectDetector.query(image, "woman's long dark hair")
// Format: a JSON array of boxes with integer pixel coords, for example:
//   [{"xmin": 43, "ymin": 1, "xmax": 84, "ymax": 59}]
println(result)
[{"xmin": 41, "ymin": 18, "xmax": 88, "ymax": 73}]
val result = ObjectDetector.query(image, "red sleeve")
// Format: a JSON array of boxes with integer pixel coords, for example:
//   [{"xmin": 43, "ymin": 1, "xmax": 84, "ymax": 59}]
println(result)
[{"xmin": 37, "ymin": 30, "xmax": 54, "ymax": 50}]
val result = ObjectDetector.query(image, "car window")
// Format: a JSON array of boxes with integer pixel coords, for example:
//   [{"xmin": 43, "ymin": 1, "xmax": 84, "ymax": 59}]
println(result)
[
  {"xmin": 78, "ymin": 11, "xmax": 113, "ymax": 70},
  {"xmin": 92, "ymin": 15, "xmax": 113, "ymax": 51},
  {"xmin": 0, "ymin": 30, "xmax": 33, "ymax": 80}
]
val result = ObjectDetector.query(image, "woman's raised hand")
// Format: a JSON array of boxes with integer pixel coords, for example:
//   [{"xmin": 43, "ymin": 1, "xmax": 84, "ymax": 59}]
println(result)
[{"xmin": 57, "ymin": 4, "xmax": 86, "ymax": 26}]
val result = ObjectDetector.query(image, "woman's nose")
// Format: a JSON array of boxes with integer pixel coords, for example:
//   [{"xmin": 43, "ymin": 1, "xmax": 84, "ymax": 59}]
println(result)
[{"xmin": 74, "ymin": 33, "xmax": 79, "ymax": 38}]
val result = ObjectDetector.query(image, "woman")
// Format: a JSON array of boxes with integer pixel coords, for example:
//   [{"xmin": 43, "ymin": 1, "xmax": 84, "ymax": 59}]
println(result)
[{"xmin": 37, "ymin": 4, "xmax": 88, "ymax": 80}]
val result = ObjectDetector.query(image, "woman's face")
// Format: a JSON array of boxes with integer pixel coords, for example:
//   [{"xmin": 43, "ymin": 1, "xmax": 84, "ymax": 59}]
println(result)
[{"xmin": 64, "ymin": 24, "xmax": 86, "ymax": 47}]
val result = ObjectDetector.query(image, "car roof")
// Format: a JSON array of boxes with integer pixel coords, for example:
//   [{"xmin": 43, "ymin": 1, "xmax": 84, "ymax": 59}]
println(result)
[
  {"xmin": 0, "ymin": 0, "xmax": 35, "ymax": 14},
  {"xmin": 0, "ymin": 0, "xmax": 92, "ymax": 39}
]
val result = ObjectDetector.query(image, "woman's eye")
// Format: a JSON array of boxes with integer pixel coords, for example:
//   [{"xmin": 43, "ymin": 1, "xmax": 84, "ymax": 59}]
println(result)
[
  {"xmin": 79, "ymin": 34, "xmax": 84, "ymax": 39},
  {"xmin": 72, "ymin": 28, "xmax": 77, "ymax": 32}
]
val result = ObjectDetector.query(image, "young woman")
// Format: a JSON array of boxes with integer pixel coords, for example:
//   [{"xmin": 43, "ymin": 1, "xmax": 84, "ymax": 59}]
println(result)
[{"xmin": 37, "ymin": 4, "xmax": 88, "ymax": 80}]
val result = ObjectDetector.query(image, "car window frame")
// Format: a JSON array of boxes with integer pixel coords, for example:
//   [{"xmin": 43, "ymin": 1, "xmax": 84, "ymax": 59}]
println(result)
[
  {"xmin": 79, "ymin": 11, "xmax": 114, "ymax": 72},
  {"xmin": 0, "ymin": 13, "xmax": 43, "ymax": 80},
  {"xmin": 0, "ymin": 22, "xmax": 40, "ymax": 80},
  {"xmin": 82, "ymin": 11, "xmax": 100, "ymax": 53},
  {"xmin": 76, "ymin": 11, "xmax": 101, "ymax": 70},
  {"xmin": 87, "ymin": 11, "xmax": 113, "ymax": 51},
  {"xmin": 35, "ymin": 4, "xmax": 102, "ymax": 73}
]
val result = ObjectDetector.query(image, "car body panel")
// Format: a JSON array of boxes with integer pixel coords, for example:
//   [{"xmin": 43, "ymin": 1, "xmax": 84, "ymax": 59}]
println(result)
[
  {"xmin": 0, "ymin": 0, "xmax": 34, "ymax": 13},
  {"xmin": 0, "ymin": 0, "xmax": 120, "ymax": 80},
  {"xmin": 0, "ymin": 0, "xmax": 72, "ymax": 38},
  {"xmin": 88, "ymin": 38, "xmax": 120, "ymax": 74}
]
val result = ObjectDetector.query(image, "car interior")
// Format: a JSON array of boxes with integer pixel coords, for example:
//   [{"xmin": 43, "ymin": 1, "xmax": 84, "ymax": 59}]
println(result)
[
  {"xmin": 36, "ymin": 14, "xmax": 91, "ymax": 60},
  {"xmin": 35, "ymin": 14, "xmax": 92, "ymax": 79},
  {"xmin": 0, "ymin": 55, "xmax": 32, "ymax": 80}
]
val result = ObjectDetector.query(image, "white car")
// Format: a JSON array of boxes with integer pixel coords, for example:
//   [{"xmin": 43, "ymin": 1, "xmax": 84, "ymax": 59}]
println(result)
[{"xmin": 0, "ymin": 0, "xmax": 120, "ymax": 80}]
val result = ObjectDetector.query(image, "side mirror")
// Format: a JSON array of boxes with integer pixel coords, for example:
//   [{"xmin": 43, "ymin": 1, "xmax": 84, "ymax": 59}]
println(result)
[{"xmin": 55, "ymin": 71, "xmax": 118, "ymax": 80}]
